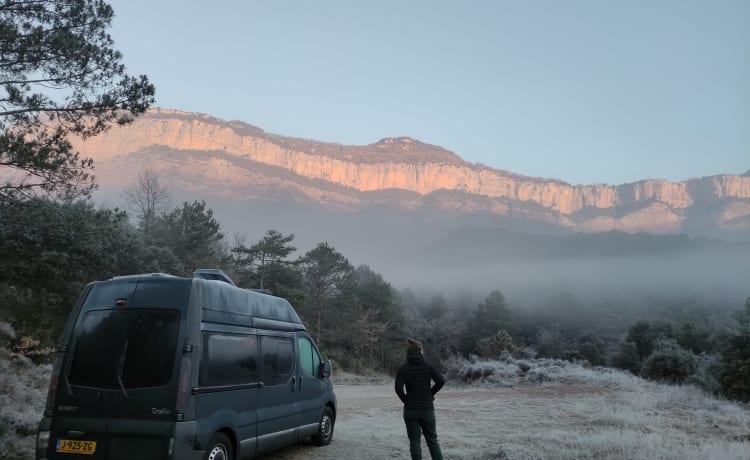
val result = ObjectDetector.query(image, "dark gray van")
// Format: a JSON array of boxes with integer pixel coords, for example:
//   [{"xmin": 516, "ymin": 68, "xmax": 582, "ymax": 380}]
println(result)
[{"xmin": 35, "ymin": 273, "xmax": 336, "ymax": 460}]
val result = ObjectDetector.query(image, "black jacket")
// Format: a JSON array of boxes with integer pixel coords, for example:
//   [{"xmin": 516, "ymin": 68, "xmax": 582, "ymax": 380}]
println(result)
[{"xmin": 395, "ymin": 352, "xmax": 445, "ymax": 410}]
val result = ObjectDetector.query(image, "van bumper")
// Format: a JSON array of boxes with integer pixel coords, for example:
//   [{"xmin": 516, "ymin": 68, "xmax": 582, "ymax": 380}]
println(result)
[{"xmin": 35, "ymin": 417, "xmax": 204, "ymax": 460}]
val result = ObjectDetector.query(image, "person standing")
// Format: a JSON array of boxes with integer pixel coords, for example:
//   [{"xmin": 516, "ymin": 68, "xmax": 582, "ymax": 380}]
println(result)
[{"xmin": 395, "ymin": 338, "xmax": 445, "ymax": 460}]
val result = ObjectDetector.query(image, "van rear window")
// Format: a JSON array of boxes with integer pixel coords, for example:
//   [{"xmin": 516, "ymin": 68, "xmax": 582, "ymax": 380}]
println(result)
[{"xmin": 69, "ymin": 309, "xmax": 180, "ymax": 389}]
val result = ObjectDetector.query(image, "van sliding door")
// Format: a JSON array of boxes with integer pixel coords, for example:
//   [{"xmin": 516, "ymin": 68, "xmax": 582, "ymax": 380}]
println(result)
[{"xmin": 255, "ymin": 334, "xmax": 299, "ymax": 453}]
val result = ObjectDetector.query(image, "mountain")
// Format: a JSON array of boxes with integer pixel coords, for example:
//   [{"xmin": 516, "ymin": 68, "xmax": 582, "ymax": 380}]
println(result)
[
  {"xmin": 72, "ymin": 109, "xmax": 749, "ymax": 299},
  {"xmin": 73, "ymin": 109, "xmax": 750, "ymax": 239}
]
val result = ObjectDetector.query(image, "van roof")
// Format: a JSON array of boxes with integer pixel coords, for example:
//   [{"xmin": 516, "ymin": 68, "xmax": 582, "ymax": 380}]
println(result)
[
  {"xmin": 198, "ymin": 277, "xmax": 304, "ymax": 329},
  {"xmin": 100, "ymin": 273, "xmax": 305, "ymax": 331}
]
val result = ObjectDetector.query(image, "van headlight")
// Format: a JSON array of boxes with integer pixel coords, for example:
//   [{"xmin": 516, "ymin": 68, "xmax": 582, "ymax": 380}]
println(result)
[{"xmin": 37, "ymin": 430, "xmax": 50, "ymax": 449}]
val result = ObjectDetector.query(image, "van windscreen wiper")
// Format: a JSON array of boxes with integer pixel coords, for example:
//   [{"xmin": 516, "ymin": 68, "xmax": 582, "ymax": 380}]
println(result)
[{"xmin": 116, "ymin": 340, "xmax": 133, "ymax": 400}]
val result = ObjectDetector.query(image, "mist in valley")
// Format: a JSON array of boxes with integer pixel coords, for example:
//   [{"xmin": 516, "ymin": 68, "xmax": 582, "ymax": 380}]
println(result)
[{"xmin": 96, "ymin": 183, "xmax": 749, "ymax": 347}]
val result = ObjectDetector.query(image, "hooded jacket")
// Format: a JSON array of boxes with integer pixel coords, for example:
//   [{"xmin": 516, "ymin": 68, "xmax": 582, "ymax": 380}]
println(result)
[{"xmin": 395, "ymin": 351, "xmax": 445, "ymax": 411}]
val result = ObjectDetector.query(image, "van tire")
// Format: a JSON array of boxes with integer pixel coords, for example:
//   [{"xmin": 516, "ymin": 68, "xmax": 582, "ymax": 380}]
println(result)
[
  {"xmin": 204, "ymin": 432, "xmax": 233, "ymax": 460},
  {"xmin": 311, "ymin": 406, "xmax": 334, "ymax": 446}
]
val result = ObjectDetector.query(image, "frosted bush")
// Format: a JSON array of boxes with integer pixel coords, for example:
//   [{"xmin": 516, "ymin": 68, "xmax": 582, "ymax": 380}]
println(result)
[
  {"xmin": 0, "ymin": 321, "xmax": 16, "ymax": 340},
  {"xmin": 0, "ymin": 345, "xmax": 51, "ymax": 460},
  {"xmin": 443, "ymin": 354, "xmax": 524, "ymax": 386},
  {"xmin": 445, "ymin": 354, "xmax": 649, "ymax": 389},
  {"xmin": 641, "ymin": 341, "xmax": 696, "ymax": 384}
]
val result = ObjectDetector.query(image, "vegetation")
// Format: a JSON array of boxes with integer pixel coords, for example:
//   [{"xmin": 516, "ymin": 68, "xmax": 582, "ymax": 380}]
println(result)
[
  {"xmin": 1, "ymin": 164, "xmax": 748, "ymax": 405},
  {"xmin": 0, "ymin": 0, "xmax": 154, "ymax": 204},
  {"xmin": 0, "ymin": 2, "xmax": 748, "ymax": 395}
]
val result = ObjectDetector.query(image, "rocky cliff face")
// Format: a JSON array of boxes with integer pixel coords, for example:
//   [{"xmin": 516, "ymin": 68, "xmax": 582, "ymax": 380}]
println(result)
[{"xmin": 73, "ymin": 109, "xmax": 750, "ymax": 235}]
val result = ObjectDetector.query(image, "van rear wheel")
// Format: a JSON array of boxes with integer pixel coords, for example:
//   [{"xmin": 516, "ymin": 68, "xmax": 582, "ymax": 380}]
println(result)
[
  {"xmin": 204, "ymin": 432, "xmax": 233, "ymax": 460},
  {"xmin": 311, "ymin": 406, "xmax": 334, "ymax": 446}
]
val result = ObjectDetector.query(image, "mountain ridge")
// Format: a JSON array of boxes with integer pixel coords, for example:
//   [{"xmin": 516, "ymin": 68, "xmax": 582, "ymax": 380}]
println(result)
[{"xmin": 73, "ymin": 108, "xmax": 750, "ymax": 237}]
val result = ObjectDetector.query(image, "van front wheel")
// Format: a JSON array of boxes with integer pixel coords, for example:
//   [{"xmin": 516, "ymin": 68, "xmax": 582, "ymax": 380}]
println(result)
[
  {"xmin": 204, "ymin": 432, "xmax": 233, "ymax": 460},
  {"xmin": 311, "ymin": 406, "xmax": 334, "ymax": 446}
]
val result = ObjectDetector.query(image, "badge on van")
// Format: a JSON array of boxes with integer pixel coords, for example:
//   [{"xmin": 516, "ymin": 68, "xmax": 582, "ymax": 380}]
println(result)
[{"xmin": 151, "ymin": 408, "xmax": 171, "ymax": 415}]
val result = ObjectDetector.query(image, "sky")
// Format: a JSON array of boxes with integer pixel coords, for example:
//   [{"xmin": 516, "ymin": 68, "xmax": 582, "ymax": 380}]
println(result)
[{"xmin": 106, "ymin": 0, "xmax": 749, "ymax": 186}]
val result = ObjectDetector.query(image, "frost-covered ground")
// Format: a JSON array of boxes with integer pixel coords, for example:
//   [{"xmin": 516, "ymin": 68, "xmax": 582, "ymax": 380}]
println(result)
[
  {"xmin": 265, "ymin": 359, "xmax": 750, "ymax": 460},
  {"xmin": 2, "ymin": 347, "xmax": 749, "ymax": 460}
]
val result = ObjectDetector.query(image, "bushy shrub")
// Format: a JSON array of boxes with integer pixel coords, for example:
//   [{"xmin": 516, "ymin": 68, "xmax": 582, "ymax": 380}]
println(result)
[
  {"xmin": 443, "ymin": 353, "xmax": 523, "ymax": 386},
  {"xmin": 576, "ymin": 331, "xmax": 606, "ymax": 366},
  {"xmin": 640, "ymin": 340, "xmax": 696, "ymax": 384},
  {"xmin": 476, "ymin": 329, "xmax": 519, "ymax": 358}
]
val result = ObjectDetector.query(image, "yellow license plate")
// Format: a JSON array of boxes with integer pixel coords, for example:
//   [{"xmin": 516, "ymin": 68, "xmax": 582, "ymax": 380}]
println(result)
[{"xmin": 56, "ymin": 439, "xmax": 97, "ymax": 454}]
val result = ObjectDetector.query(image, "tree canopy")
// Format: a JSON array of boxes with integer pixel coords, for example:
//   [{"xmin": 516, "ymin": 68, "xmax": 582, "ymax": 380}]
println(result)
[
  {"xmin": 298, "ymin": 242, "xmax": 354, "ymax": 342},
  {"xmin": 0, "ymin": 0, "xmax": 154, "ymax": 203},
  {"xmin": 232, "ymin": 229, "xmax": 296, "ymax": 290}
]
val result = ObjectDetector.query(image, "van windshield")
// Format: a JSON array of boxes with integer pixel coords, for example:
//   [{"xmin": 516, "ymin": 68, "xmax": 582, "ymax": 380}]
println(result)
[{"xmin": 69, "ymin": 309, "xmax": 180, "ymax": 389}]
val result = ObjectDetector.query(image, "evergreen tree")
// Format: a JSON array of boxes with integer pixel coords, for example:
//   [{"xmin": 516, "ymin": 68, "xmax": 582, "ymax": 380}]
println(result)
[
  {"xmin": 154, "ymin": 200, "xmax": 224, "ymax": 274},
  {"xmin": 298, "ymin": 242, "xmax": 353, "ymax": 343},
  {"xmin": 463, "ymin": 289, "xmax": 515, "ymax": 354},
  {"xmin": 0, "ymin": 198, "xmax": 142, "ymax": 338},
  {"xmin": 232, "ymin": 229, "xmax": 296, "ymax": 290},
  {"xmin": 1, "ymin": 0, "xmax": 154, "ymax": 203}
]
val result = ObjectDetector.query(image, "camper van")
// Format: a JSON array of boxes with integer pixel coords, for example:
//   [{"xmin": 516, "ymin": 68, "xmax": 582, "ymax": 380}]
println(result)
[{"xmin": 35, "ymin": 272, "xmax": 336, "ymax": 460}]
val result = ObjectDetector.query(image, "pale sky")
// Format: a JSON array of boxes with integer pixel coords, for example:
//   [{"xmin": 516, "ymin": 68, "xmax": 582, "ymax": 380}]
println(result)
[{"xmin": 107, "ymin": 0, "xmax": 749, "ymax": 185}]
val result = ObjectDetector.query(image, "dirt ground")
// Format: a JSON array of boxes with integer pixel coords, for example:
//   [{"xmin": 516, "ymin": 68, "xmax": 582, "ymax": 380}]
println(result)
[
  {"xmin": 257, "ymin": 383, "xmax": 601, "ymax": 460},
  {"xmin": 257, "ymin": 382, "xmax": 750, "ymax": 460}
]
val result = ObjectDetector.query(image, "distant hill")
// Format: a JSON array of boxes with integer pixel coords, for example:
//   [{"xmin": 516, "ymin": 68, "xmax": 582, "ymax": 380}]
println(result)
[
  {"xmin": 74, "ymin": 109, "xmax": 750, "ymax": 299},
  {"xmin": 73, "ymin": 109, "xmax": 750, "ymax": 240}
]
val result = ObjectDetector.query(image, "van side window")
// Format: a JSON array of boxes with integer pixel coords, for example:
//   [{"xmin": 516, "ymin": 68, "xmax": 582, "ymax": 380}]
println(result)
[
  {"xmin": 260, "ymin": 336, "xmax": 294, "ymax": 386},
  {"xmin": 298, "ymin": 336, "xmax": 322, "ymax": 378},
  {"xmin": 200, "ymin": 333, "xmax": 259, "ymax": 386}
]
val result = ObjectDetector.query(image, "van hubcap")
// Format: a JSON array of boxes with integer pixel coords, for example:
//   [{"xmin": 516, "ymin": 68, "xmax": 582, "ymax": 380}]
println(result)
[
  {"xmin": 207, "ymin": 444, "xmax": 227, "ymax": 460},
  {"xmin": 320, "ymin": 415, "xmax": 332, "ymax": 439}
]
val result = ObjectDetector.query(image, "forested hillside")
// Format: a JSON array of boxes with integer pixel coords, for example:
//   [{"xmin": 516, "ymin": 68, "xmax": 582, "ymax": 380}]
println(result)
[{"xmin": 2, "ymin": 169, "xmax": 750, "ymax": 404}]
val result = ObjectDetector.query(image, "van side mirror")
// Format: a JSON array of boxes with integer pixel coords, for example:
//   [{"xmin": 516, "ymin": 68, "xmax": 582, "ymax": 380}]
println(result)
[{"xmin": 321, "ymin": 360, "xmax": 332, "ymax": 378}]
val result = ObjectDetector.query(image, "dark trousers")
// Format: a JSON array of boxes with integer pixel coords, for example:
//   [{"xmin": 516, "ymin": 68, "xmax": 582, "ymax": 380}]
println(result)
[{"xmin": 403, "ymin": 409, "xmax": 444, "ymax": 460}]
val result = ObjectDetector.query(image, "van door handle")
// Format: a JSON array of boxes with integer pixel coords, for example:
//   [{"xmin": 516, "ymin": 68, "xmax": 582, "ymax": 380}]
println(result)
[
  {"xmin": 290, "ymin": 376, "xmax": 296, "ymax": 392},
  {"xmin": 299, "ymin": 375, "xmax": 303, "ymax": 391}
]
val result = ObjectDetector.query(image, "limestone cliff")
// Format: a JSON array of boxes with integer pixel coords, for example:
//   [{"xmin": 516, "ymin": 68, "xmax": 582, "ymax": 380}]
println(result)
[{"xmin": 73, "ymin": 109, "xmax": 750, "ymax": 235}]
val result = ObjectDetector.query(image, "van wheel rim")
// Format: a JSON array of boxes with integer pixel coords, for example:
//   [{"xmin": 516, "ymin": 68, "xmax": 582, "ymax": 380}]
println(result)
[
  {"xmin": 207, "ymin": 444, "xmax": 227, "ymax": 460},
  {"xmin": 320, "ymin": 414, "xmax": 332, "ymax": 439}
]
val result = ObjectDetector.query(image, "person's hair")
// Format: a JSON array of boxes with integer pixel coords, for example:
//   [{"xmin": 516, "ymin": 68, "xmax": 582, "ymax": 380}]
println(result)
[{"xmin": 406, "ymin": 338, "xmax": 423, "ymax": 353}]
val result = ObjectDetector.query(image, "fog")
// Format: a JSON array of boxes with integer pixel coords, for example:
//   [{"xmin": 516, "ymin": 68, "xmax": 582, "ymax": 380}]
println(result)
[
  {"xmin": 96, "ymin": 188, "xmax": 750, "ymax": 316},
  {"xmin": 210, "ymin": 198, "xmax": 748, "ymax": 304}
]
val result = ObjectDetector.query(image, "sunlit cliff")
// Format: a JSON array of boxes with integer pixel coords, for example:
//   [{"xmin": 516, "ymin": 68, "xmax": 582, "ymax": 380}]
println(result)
[{"xmin": 72, "ymin": 109, "xmax": 750, "ymax": 235}]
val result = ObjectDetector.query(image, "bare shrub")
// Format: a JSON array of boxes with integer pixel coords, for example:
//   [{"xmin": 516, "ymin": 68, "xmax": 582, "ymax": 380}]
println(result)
[{"xmin": 13, "ymin": 336, "xmax": 55, "ymax": 358}]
